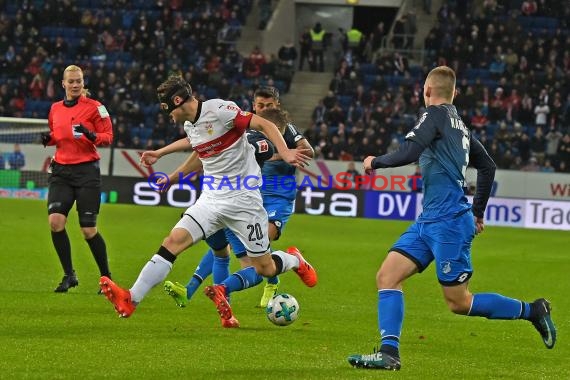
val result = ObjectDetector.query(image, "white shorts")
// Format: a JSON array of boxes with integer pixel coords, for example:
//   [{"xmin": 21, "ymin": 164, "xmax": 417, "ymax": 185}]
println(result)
[{"xmin": 174, "ymin": 191, "xmax": 270, "ymax": 255}]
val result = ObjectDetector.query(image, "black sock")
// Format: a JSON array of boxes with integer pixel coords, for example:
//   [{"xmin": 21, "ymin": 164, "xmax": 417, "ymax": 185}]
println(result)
[
  {"xmin": 157, "ymin": 245, "xmax": 177, "ymax": 264},
  {"xmin": 271, "ymin": 254, "xmax": 284, "ymax": 274},
  {"xmin": 51, "ymin": 229, "xmax": 73, "ymax": 275},
  {"xmin": 380, "ymin": 344, "xmax": 400, "ymax": 358},
  {"xmin": 86, "ymin": 232, "xmax": 110, "ymax": 277}
]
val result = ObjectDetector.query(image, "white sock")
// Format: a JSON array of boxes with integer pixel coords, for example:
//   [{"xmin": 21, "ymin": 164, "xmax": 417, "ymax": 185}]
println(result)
[
  {"xmin": 130, "ymin": 254, "xmax": 173, "ymax": 303},
  {"xmin": 271, "ymin": 250, "xmax": 300, "ymax": 273}
]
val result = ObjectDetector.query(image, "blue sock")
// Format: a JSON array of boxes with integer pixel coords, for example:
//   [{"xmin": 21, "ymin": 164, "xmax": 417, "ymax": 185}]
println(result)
[
  {"xmin": 186, "ymin": 249, "xmax": 215, "ymax": 299},
  {"xmin": 213, "ymin": 255, "xmax": 230, "ymax": 285},
  {"xmin": 378, "ymin": 289, "xmax": 404, "ymax": 352},
  {"xmin": 222, "ymin": 267, "xmax": 263, "ymax": 294},
  {"xmin": 267, "ymin": 275, "xmax": 279, "ymax": 285},
  {"xmin": 469, "ymin": 293, "xmax": 529, "ymax": 319}
]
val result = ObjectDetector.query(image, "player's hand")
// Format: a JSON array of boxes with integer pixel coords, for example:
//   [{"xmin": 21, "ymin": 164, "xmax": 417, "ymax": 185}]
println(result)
[
  {"xmin": 73, "ymin": 124, "xmax": 96, "ymax": 142},
  {"xmin": 281, "ymin": 148, "xmax": 311, "ymax": 168},
  {"xmin": 41, "ymin": 132, "xmax": 51, "ymax": 147},
  {"xmin": 140, "ymin": 151, "xmax": 160, "ymax": 167},
  {"xmin": 475, "ymin": 217, "xmax": 485, "ymax": 234},
  {"xmin": 156, "ymin": 175, "xmax": 174, "ymax": 193},
  {"xmin": 363, "ymin": 156, "xmax": 376, "ymax": 175}
]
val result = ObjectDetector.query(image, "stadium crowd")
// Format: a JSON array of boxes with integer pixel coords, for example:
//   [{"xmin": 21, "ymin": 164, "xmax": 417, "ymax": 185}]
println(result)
[
  {"xmin": 0, "ymin": 0, "xmax": 290, "ymax": 150},
  {"xmin": 1, "ymin": 0, "xmax": 569, "ymax": 173},
  {"xmin": 305, "ymin": 0, "xmax": 570, "ymax": 173}
]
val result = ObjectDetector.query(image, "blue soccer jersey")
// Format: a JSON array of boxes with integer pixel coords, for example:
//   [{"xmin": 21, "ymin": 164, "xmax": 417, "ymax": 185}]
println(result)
[
  {"xmin": 405, "ymin": 104, "xmax": 471, "ymax": 222},
  {"xmin": 261, "ymin": 122, "xmax": 305, "ymax": 201}
]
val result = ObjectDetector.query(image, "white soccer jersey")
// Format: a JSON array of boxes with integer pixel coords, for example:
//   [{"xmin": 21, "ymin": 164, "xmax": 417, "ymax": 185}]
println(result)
[{"xmin": 184, "ymin": 99, "xmax": 261, "ymax": 196}]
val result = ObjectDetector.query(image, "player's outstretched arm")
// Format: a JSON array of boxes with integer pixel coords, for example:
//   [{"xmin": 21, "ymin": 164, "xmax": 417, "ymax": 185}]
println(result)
[
  {"xmin": 363, "ymin": 140, "xmax": 424, "ymax": 174},
  {"xmin": 140, "ymin": 137, "xmax": 192, "ymax": 167}
]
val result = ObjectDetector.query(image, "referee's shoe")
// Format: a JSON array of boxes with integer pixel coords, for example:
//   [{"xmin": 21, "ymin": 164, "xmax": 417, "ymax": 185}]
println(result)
[{"xmin": 54, "ymin": 271, "xmax": 78, "ymax": 292}]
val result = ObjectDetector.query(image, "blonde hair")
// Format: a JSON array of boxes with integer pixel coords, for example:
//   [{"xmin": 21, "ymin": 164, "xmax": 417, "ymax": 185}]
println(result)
[
  {"xmin": 63, "ymin": 65, "xmax": 90, "ymax": 96},
  {"xmin": 258, "ymin": 108, "xmax": 290, "ymax": 133},
  {"xmin": 426, "ymin": 66, "xmax": 456, "ymax": 100}
]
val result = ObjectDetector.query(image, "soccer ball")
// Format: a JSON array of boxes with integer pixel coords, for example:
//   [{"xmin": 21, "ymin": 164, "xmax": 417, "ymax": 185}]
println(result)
[{"xmin": 266, "ymin": 293, "xmax": 299, "ymax": 326}]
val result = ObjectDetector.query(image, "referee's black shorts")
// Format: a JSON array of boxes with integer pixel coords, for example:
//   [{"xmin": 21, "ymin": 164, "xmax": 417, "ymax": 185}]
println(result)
[{"xmin": 47, "ymin": 160, "xmax": 102, "ymax": 226}]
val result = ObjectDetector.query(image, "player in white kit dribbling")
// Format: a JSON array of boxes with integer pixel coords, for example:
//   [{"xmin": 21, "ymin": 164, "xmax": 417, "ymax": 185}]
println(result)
[{"xmin": 99, "ymin": 76, "xmax": 318, "ymax": 321}]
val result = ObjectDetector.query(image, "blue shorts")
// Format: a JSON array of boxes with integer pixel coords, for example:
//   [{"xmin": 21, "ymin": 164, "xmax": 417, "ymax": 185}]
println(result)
[
  {"xmin": 391, "ymin": 210, "xmax": 476, "ymax": 286},
  {"xmin": 263, "ymin": 196, "xmax": 294, "ymax": 240}
]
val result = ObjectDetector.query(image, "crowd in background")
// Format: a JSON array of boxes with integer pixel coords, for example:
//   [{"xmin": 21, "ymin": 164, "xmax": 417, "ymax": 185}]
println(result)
[
  {"xmin": 1, "ymin": 0, "xmax": 569, "ymax": 173},
  {"xmin": 305, "ymin": 0, "xmax": 570, "ymax": 173},
  {"xmin": 0, "ymin": 0, "xmax": 290, "ymax": 150}
]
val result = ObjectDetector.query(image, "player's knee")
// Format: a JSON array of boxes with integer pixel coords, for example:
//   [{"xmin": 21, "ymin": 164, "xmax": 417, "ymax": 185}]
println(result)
[
  {"xmin": 48, "ymin": 213, "xmax": 66, "ymax": 232},
  {"xmin": 268, "ymin": 221, "xmax": 282, "ymax": 241},
  {"xmin": 162, "ymin": 230, "xmax": 194, "ymax": 254},
  {"xmin": 80, "ymin": 226, "xmax": 97, "ymax": 239},
  {"xmin": 376, "ymin": 266, "xmax": 399, "ymax": 289},
  {"xmin": 238, "ymin": 256, "xmax": 252, "ymax": 268}
]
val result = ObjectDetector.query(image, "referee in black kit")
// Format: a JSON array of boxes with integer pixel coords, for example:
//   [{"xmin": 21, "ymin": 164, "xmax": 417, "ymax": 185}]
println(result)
[{"xmin": 41, "ymin": 65, "xmax": 114, "ymax": 293}]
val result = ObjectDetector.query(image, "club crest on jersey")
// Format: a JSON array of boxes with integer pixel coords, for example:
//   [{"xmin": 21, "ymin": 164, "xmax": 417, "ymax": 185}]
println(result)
[
  {"xmin": 441, "ymin": 261, "xmax": 452, "ymax": 274},
  {"xmin": 205, "ymin": 122, "xmax": 214, "ymax": 135}
]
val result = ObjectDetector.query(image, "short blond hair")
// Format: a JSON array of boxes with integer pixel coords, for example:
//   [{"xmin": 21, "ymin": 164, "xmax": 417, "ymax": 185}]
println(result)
[
  {"xmin": 63, "ymin": 65, "xmax": 90, "ymax": 96},
  {"xmin": 426, "ymin": 66, "xmax": 456, "ymax": 100},
  {"xmin": 258, "ymin": 108, "xmax": 290, "ymax": 133}
]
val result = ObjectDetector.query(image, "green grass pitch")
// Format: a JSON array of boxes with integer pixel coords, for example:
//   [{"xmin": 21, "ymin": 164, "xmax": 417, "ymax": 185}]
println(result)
[{"xmin": 0, "ymin": 198, "xmax": 568, "ymax": 379}]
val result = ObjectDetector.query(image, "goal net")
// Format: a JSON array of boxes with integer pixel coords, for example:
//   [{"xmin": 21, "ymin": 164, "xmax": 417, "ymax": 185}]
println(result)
[{"xmin": 0, "ymin": 116, "xmax": 52, "ymax": 198}]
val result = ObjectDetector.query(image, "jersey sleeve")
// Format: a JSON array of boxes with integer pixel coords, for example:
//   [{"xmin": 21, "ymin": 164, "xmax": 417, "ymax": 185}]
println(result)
[
  {"xmin": 216, "ymin": 101, "xmax": 253, "ymax": 133},
  {"xmin": 405, "ymin": 109, "xmax": 439, "ymax": 148},
  {"xmin": 92, "ymin": 102, "xmax": 113, "ymax": 146},
  {"xmin": 286, "ymin": 123, "xmax": 305, "ymax": 144},
  {"xmin": 246, "ymin": 130, "xmax": 275, "ymax": 167},
  {"xmin": 469, "ymin": 135, "xmax": 497, "ymax": 218}
]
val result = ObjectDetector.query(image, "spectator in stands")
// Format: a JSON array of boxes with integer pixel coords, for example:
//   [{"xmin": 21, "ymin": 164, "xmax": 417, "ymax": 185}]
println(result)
[
  {"xmin": 28, "ymin": 73, "xmax": 45, "ymax": 100},
  {"xmin": 312, "ymin": 99, "xmax": 327, "ymax": 124},
  {"xmin": 534, "ymin": 99, "xmax": 550, "ymax": 129},
  {"xmin": 392, "ymin": 15, "xmax": 406, "ymax": 50},
  {"xmin": 0, "ymin": 151, "xmax": 5, "ymax": 170},
  {"xmin": 7, "ymin": 143, "xmax": 25, "ymax": 170},
  {"xmin": 345, "ymin": 161, "xmax": 361, "ymax": 183},
  {"xmin": 404, "ymin": 10, "xmax": 417, "ymax": 49},
  {"xmin": 346, "ymin": 25, "xmax": 364, "ymax": 59},
  {"xmin": 541, "ymin": 159, "xmax": 555, "ymax": 173},
  {"xmin": 309, "ymin": 22, "xmax": 325, "ymax": 72},
  {"xmin": 423, "ymin": 0, "xmax": 432, "ymax": 15},
  {"xmin": 521, "ymin": 1, "xmax": 538, "ymax": 16},
  {"xmin": 325, "ymin": 102, "xmax": 346, "ymax": 126},
  {"xmin": 258, "ymin": 0, "xmax": 272, "ymax": 30},
  {"xmin": 471, "ymin": 108, "xmax": 489, "ymax": 132},
  {"xmin": 557, "ymin": 134, "xmax": 570, "ymax": 166},
  {"xmin": 498, "ymin": 149, "xmax": 515, "ymax": 169},
  {"xmin": 545, "ymin": 124, "xmax": 563, "ymax": 160},
  {"xmin": 278, "ymin": 40, "xmax": 298, "ymax": 68},
  {"xmin": 298, "ymin": 27, "xmax": 312, "ymax": 71},
  {"xmin": 522, "ymin": 156, "xmax": 540, "ymax": 172},
  {"xmin": 488, "ymin": 87, "xmax": 506, "ymax": 122},
  {"xmin": 530, "ymin": 127, "xmax": 546, "ymax": 163}
]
